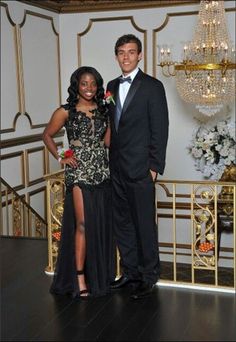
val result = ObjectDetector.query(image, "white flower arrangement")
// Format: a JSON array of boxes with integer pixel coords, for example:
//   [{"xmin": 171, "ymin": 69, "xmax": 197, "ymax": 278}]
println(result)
[{"xmin": 188, "ymin": 119, "xmax": 236, "ymax": 180}]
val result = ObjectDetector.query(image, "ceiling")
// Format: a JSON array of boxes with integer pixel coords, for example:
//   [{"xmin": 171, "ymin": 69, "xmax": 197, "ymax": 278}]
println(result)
[{"xmin": 19, "ymin": 0, "xmax": 201, "ymax": 13}]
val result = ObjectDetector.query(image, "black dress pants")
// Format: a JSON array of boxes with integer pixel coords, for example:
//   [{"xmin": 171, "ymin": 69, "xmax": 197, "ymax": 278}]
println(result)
[{"xmin": 111, "ymin": 170, "xmax": 160, "ymax": 285}]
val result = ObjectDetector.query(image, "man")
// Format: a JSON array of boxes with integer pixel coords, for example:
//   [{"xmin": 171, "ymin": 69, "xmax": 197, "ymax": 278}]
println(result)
[{"xmin": 106, "ymin": 34, "xmax": 169, "ymax": 299}]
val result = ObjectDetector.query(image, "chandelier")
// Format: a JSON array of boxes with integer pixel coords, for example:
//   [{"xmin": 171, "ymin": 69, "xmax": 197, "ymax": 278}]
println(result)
[{"xmin": 158, "ymin": 0, "xmax": 236, "ymax": 116}]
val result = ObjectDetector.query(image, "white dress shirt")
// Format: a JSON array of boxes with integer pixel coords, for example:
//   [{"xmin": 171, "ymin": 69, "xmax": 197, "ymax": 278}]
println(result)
[{"xmin": 119, "ymin": 68, "xmax": 139, "ymax": 107}]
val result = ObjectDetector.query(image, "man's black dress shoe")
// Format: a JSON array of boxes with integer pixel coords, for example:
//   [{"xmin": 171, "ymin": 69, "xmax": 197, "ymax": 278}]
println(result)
[
  {"xmin": 130, "ymin": 283, "xmax": 155, "ymax": 300},
  {"xmin": 110, "ymin": 276, "xmax": 132, "ymax": 289}
]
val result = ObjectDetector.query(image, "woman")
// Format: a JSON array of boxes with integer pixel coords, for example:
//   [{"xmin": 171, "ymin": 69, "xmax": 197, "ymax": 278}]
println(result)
[{"xmin": 43, "ymin": 66, "xmax": 115, "ymax": 298}]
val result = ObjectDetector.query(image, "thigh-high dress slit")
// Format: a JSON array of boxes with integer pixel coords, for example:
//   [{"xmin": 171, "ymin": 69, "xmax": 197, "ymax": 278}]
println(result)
[
  {"xmin": 50, "ymin": 105, "xmax": 115, "ymax": 298},
  {"xmin": 50, "ymin": 182, "xmax": 115, "ymax": 298}
]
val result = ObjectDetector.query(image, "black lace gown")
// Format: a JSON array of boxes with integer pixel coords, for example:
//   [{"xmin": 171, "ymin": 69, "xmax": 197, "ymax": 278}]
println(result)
[{"xmin": 50, "ymin": 106, "xmax": 115, "ymax": 298}]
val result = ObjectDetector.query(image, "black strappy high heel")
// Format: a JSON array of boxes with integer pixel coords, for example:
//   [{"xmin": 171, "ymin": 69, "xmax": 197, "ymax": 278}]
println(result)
[{"xmin": 76, "ymin": 270, "xmax": 91, "ymax": 298}]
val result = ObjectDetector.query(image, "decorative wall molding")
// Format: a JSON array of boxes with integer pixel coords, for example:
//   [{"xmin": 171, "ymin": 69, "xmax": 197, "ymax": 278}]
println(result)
[
  {"xmin": 1, "ymin": 131, "xmax": 64, "ymax": 149},
  {"xmin": 19, "ymin": 1, "xmax": 201, "ymax": 13},
  {"xmin": 0, "ymin": 3, "xmax": 61, "ymax": 133},
  {"xmin": 78, "ymin": 16, "xmax": 147, "ymax": 72},
  {"xmin": 0, "ymin": 2, "xmax": 21, "ymax": 133},
  {"xmin": 19, "ymin": 10, "xmax": 61, "ymax": 128},
  {"xmin": 25, "ymin": 147, "xmax": 46, "ymax": 186},
  {"xmin": 28, "ymin": 186, "xmax": 47, "ymax": 222},
  {"xmin": 1, "ymin": 151, "xmax": 25, "ymax": 191}
]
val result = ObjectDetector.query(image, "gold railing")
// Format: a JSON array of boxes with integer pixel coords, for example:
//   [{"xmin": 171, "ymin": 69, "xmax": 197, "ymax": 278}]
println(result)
[
  {"xmin": 0, "ymin": 177, "xmax": 47, "ymax": 237},
  {"xmin": 44, "ymin": 170, "xmax": 65, "ymax": 274},
  {"xmin": 44, "ymin": 171, "xmax": 235, "ymax": 292},
  {"xmin": 156, "ymin": 179, "xmax": 235, "ymax": 292}
]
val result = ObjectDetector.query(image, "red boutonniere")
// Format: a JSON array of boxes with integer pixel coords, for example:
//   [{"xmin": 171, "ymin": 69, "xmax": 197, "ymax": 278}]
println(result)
[
  {"xmin": 57, "ymin": 148, "xmax": 74, "ymax": 158},
  {"xmin": 104, "ymin": 91, "xmax": 115, "ymax": 105}
]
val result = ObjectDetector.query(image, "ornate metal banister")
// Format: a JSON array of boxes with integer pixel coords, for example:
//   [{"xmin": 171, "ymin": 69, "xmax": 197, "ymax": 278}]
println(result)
[
  {"xmin": 44, "ymin": 171, "xmax": 235, "ymax": 291},
  {"xmin": 0, "ymin": 177, "xmax": 47, "ymax": 238},
  {"xmin": 156, "ymin": 179, "xmax": 235, "ymax": 291},
  {"xmin": 44, "ymin": 170, "xmax": 65, "ymax": 274}
]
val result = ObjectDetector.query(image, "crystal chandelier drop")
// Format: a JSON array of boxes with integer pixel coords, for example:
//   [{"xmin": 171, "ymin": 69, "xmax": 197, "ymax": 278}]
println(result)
[{"xmin": 158, "ymin": 0, "xmax": 236, "ymax": 116}]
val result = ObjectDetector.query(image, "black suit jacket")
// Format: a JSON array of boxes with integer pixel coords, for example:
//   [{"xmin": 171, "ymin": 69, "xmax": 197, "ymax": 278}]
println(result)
[{"xmin": 107, "ymin": 69, "xmax": 169, "ymax": 181}]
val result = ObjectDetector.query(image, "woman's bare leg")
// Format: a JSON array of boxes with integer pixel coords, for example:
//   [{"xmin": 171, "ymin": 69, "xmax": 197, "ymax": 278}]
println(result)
[{"xmin": 73, "ymin": 186, "xmax": 88, "ymax": 296}]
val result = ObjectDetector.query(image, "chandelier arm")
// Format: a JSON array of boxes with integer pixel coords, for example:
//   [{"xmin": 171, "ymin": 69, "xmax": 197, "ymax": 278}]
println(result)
[
  {"xmin": 168, "ymin": 64, "xmax": 177, "ymax": 76},
  {"xmin": 175, "ymin": 64, "xmax": 235, "ymax": 71},
  {"xmin": 161, "ymin": 66, "xmax": 173, "ymax": 77},
  {"xmin": 221, "ymin": 64, "xmax": 228, "ymax": 77},
  {"xmin": 184, "ymin": 64, "xmax": 192, "ymax": 76}
]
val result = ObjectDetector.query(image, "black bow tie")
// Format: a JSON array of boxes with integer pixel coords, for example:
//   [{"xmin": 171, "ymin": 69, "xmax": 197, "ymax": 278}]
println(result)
[{"xmin": 119, "ymin": 76, "xmax": 132, "ymax": 84}]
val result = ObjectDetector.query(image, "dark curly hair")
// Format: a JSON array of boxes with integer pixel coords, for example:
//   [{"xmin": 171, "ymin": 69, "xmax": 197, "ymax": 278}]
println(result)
[
  {"xmin": 66, "ymin": 66, "xmax": 106, "ymax": 114},
  {"xmin": 115, "ymin": 34, "xmax": 142, "ymax": 55}
]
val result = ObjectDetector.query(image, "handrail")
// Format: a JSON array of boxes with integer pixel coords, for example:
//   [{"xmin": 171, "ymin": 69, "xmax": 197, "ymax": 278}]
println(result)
[
  {"xmin": 157, "ymin": 179, "xmax": 235, "ymax": 186},
  {"xmin": 44, "ymin": 171, "xmax": 65, "ymax": 274},
  {"xmin": 43, "ymin": 169, "xmax": 64, "ymax": 180},
  {"xmin": 1, "ymin": 177, "xmax": 47, "ymax": 237},
  {"xmin": 44, "ymin": 171, "xmax": 235, "ymax": 291}
]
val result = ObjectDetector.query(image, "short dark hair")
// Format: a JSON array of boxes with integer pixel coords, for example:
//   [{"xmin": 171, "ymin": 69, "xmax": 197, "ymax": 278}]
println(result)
[{"xmin": 115, "ymin": 34, "xmax": 142, "ymax": 55}]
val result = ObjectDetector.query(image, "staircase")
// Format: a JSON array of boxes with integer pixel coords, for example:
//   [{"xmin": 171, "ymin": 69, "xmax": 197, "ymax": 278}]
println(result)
[{"xmin": 0, "ymin": 177, "xmax": 47, "ymax": 238}]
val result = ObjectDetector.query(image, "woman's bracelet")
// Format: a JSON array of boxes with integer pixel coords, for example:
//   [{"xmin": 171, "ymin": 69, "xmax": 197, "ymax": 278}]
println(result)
[{"xmin": 58, "ymin": 157, "xmax": 62, "ymax": 163}]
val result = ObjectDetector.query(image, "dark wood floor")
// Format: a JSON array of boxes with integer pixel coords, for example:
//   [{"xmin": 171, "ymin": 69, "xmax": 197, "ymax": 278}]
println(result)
[{"xmin": 1, "ymin": 236, "xmax": 236, "ymax": 341}]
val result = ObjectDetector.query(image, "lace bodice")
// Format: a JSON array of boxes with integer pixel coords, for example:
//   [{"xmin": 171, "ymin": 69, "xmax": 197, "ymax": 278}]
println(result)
[{"xmin": 63, "ymin": 107, "xmax": 110, "ymax": 188}]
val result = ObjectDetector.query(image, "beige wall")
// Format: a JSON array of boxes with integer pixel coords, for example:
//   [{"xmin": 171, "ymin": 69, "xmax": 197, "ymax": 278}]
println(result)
[
  {"xmin": 1, "ymin": 1, "xmax": 62, "ymax": 221},
  {"xmin": 59, "ymin": 3, "xmax": 235, "ymax": 183},
  {"xmin": 1, "ymin": 0, "xmax": 235, "ymax": 264}
]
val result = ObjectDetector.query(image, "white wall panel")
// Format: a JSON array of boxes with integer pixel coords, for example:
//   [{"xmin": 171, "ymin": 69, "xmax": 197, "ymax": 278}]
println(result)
[
  {"xmin": 78, "ymin": 17, "xmax": 146, "ymax": 88},
  {"xmin": 28, "ymin": 187, "xmax": 46, "ymax": 221},
  {"xmin": 1, "ymin": 152, "xmax": 25, "ymax": 190},
  {"xmin": 20, "ymin": 12, "xmax": 60, "ymax": 127},
  {"xmin": 0, "ymin": 5, "xmax": 19, "ymax": 132},
  {"xmin": 1, "ymin": 0, "xmax": 60, "ymax": 219},
  {"xmin": 26, "ymin": 147, "xmax": 46, "ymax": 186}
]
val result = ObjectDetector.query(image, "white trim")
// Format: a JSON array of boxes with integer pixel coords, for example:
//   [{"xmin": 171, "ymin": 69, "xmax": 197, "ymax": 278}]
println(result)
[{"xmin": 156, "ymin": 281, "xmax": 236, "ymax": 294}]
